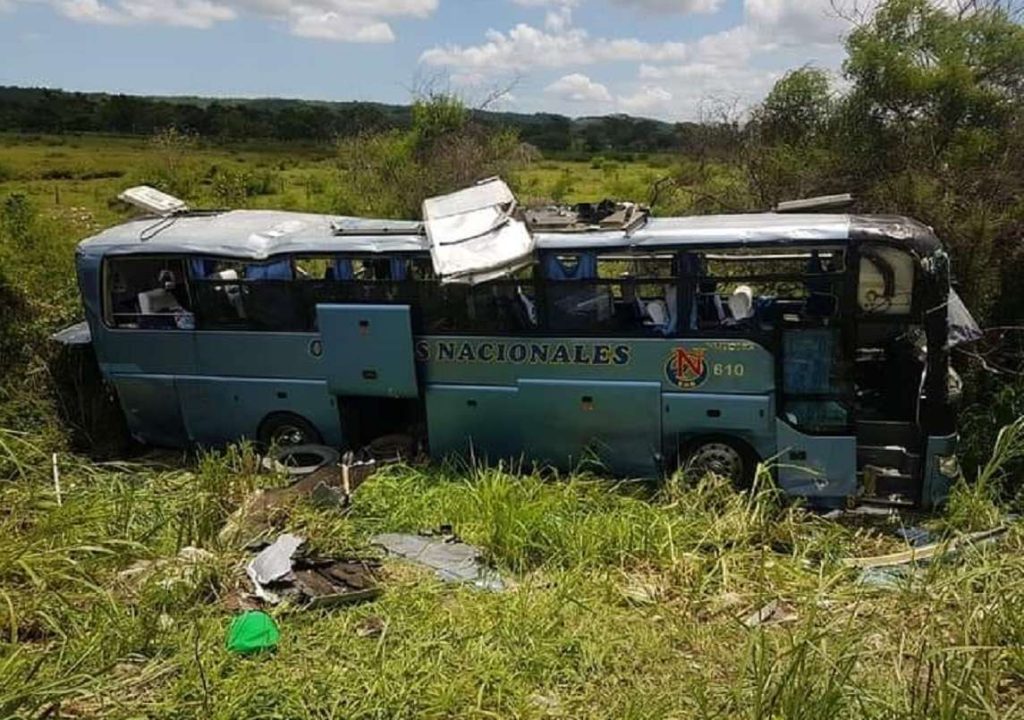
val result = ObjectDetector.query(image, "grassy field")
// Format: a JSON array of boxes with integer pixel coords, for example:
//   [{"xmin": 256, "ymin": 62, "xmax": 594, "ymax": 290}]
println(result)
[{"xmin": 2, "ymin": 133, "xmax": 1024, "ymax": 719}]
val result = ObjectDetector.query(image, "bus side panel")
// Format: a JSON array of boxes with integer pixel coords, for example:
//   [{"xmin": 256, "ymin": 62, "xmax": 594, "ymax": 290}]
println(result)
[
  {"xmin": 424, "ymin": 384, "xmax": 520, "ymax": 463},
  {"xmin": 95, "ymin": 329, "xmax": 196, "ymax": 376},
  {"xmin": 663, "ymin": 393, "xmax": 775, "ymax": 461},
  {"xmin": 176, "ymin": 377, "xmax": 342, "ymax": 448},
  {"xmin": 108, "ymin": 374, "xmax": 189, "ymax": 447},
  {"xmin": 776, "ymin": 421, "xmax": 857, "ymax": 501},
  {"xmin": 193, "ymin": 333, "xmax": 325, "ymax": 380},
  {"xmin": 517, "ymin": 379, "xmax": 662, "ymax": 476}
]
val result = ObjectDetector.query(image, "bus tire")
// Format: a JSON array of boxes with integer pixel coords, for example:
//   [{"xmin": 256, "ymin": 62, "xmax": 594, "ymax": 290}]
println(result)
[
  {"xmin": 257, "ymin": 412, "xmax": 323, "ymax": 449},
  {"xmin": 263, "ymin": 444, "xmax": 340, "ymax": 476},
  {"xmin": 679, "ymin": 435, "xmax": 756, "ymax": 489}
]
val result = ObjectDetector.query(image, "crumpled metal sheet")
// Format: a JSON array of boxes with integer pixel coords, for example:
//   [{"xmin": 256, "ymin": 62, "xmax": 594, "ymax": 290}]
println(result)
[
  {"xmin": 246, "ymin": 533, "xmax": 304, "ymax": 603},
  {"xmin": 372, "ymin": 533, "xmax": 506, "ymax": 592}
]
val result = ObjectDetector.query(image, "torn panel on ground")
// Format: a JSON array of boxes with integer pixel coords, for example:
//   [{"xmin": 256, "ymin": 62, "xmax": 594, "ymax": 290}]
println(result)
[{"xmin": 372, "ymin": 532, "xmax": 506, "ymax": 592}]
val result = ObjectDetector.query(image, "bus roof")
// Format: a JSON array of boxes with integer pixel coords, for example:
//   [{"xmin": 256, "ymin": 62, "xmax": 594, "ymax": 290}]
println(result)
[{"xmin": 77, "ymin": 208, "xmax": 940, "ymax": 261}]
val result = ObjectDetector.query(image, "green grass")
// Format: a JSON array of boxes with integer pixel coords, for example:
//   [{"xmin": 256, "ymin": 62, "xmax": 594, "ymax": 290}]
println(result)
[
  {"xmin": 2, "ymin": 437, "xmax": 1024, "ymax": 718},
  {"xmin": 2, "ymin": 132, "xmax": 1024, "ymax": 718}
]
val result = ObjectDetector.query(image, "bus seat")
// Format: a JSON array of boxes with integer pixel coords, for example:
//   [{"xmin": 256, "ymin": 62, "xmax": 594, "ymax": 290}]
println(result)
[
  {"xmin": 190, "ymin": 258, "xmax": 215, "ymax": 279},
  {"xmin": 138, "ymin": 288, "xmax": 181, "ymax": 315},
  {"xmin": 645, "ymin": 300, "xmax": 669, "ymax": 327},
  {"xmin": 246, "ymin": 259, "xmax": 292, "ymax": 281},
  {"xmin": 728, "ymin": 285, "xmax": 754, "ymax": 322},
  {"xmin": 697, "ymin": 280, "xmax": 725, "ymax": 326},
  {"xmin": 210, "ymin": 269, "xmax": 245, "ymax": 319},
  {"xmin": 331, "ymin": 259, "xmax": 355, "ymax": 280},
  {"xmin": 805, "ymin": 251, "xmax": 836, "ymax": 317},
  {"xmin": 664, "ymin": 286, "xmax": 678, "ymax": 334},
  {"xmin": 390, "ymin": 258, "xmax": 408, "ymax": 281},
  {"xmin": 517, "ymin": 286, "xmax": 538, "ymax": 326},
  {"xmin": 544, "ymin": 252, "xmax": 597, "ymax": 280}
]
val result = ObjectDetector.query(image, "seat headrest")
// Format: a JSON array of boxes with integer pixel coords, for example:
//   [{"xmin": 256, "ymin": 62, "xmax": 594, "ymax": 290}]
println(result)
[{"xmin": 728, "ymin": 285, "xmax": 754, "ymax": 320}]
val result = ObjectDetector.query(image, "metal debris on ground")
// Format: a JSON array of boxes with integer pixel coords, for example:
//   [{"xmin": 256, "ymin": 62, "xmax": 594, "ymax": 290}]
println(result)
[
  {"xmin": 742, "ymin": 599, "xmax": 799, "ymax": 628},
  {"xmin": 842, "ymin": 525, "xmax": 1009, "ymax": 570},
  {"xmin": 220, "ymin": 455, "xmax": 376, "ymax": 545},
  {"xmin": 245, "ymin": 533, "xmax": 382, "ymax": 607},
  {"xmin": 247, "ymin": 533, "xmax": 304, "ymax": 602},
  {"xmin": 372, "ymin": 530, "xmax": 507, "ymax": 592}
]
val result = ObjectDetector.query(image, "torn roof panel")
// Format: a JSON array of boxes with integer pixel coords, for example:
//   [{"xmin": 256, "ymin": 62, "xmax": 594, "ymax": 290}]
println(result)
[{"xmin": 423, "ymin": 178, "xmax": 534, "ymax": 284}]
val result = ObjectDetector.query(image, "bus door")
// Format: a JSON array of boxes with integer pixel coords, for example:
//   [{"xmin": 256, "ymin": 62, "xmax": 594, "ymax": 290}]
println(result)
[
  {"xmin": 776, "ymin": 327, "xmax": 857, "ymax": 501},
  {"xmin": 517, "ymin": 379, "xmax": 662, "ymax": 477},
  {"xmin": 315, "ymin": 304, "xmax": 419, "ymax": 398}
]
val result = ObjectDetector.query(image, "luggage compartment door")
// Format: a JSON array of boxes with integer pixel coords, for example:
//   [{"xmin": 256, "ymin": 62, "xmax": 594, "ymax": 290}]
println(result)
[
  {"xmin": 517, "ymin": 379, "xmax": 662, "ymax": 476},
  {"xmin": 316, "ymin": 304, "xmax": 419, "ymax": 398}
]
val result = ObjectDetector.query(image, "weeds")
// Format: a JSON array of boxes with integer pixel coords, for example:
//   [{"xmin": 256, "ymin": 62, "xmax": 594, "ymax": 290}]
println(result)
[{"xmin": 2, "ymin": 431, "xmax": 1022, "ymax": 717}]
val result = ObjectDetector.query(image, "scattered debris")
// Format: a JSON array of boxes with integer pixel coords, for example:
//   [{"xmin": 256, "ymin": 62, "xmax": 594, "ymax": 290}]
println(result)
[
  {"xmin": 247, "ymin": 533, "xmax": 304, "ymax": 603},
  {"xmin": 894, "ymin": 525, "xmax": 933, "ymax": 547},
  {"xmin": 619, "ymin": 575, "xmax": 663, "ymax": 606},
  {"xmin": 742, "ymin": 599, "xmax": 799, "ymax": 628},
  {"xmin": 226, "ymin": 611, "xmax": 280, "ymax": 655},
  {"xmin": 220, "ymin": 456, "xmax": 376, "ymax": 545},
  {"xmin": 372, "ymin": 531, "xmax": 507, "ymax": 592},
  {"xmin": 353, "ymin": 615, "xmax": 386, "ymax": 638},
  {"xmin": 842, "ymin": 525, "xmax": 1008, "ymax": 570},
  {"xmin": 51, "ymin": 452, "xmax": 62, "ymax": 506},
  {"xmin": 260, "ymin": 444, "xmax": 340, "ymax": 476},
  {"xmin": 245, "ymin": 533, "xmax": 381, "ymax": 607},
  {"xmin": 117, "ymin": 546, "xmax": 216, "ymax": 591}
]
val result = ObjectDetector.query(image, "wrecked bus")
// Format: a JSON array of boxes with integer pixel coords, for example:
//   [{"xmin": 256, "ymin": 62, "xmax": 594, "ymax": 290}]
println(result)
[{"xmin": 60, "ymin": 181, "xmax": 979, "ymax": 508}]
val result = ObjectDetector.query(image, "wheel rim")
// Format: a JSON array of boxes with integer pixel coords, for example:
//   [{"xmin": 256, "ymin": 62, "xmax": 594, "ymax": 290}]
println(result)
[
  {"xmin": 687, "ymin": 442, "xmax": 744, "ymax": 482},
  {"xmin": 271, "ymin": 424, "xmax": 309, "ymax": 448}
]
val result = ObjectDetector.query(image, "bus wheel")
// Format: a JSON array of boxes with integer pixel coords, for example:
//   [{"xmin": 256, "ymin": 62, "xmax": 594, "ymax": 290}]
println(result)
[
  {"xmin": 681, "ymin": 437, "xmax": 753, "ymax": 488},
  {"xmin": 257, "ymin": 412, "xmax": 322, "ymax": 449}
]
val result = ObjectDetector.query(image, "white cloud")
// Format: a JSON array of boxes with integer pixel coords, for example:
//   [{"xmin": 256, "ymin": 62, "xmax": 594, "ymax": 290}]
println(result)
[
  {"xmin": 421, "ymin": 23, "xmax": 687, "ymax": 72},
  {"xmin": 610, "ymin": 0, "xmax": 723, "ymax": 14},
  {"xmin": 623, "ymin": 0, "xmax": 852, "ymax": 119},
  {"xmin": 544, "ymin": 5, "xmax": 571, "ymax": 31},
  {"xmin": 289, "ymin": 12, "xmax": 395, "ymax": 41},
  {"xmin": 510, "ymin": 0, "xmax": 578, "ymax": 6},
  {"xmin": 545, "ymin": 73, "xmax": 612, "ymax": 103},
  {"xmin": 57, "ymin": 0, "xmax": 236, "ymax": 26},
  {"xmin": 30, "ymin": 0, "xmax": 437, "ymax": 40},
  {"xmin": 745, "ymin": 0, "xmax": 847, "ymax": 47},
  {"xmin": 617, "ymin": 84, "xmax": 672, "ymax": 114}
]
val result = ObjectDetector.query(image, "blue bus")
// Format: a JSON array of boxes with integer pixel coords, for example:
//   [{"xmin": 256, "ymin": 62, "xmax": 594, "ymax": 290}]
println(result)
[{"xmin": 60, "ymin": 194, "xmax": 976, "ymax": 507}]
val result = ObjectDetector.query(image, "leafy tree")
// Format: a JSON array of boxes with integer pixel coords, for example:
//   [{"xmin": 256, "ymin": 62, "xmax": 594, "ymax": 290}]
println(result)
[{"xmin": 755, "ymin": 67, "xmax": 833, "ymax": 146}]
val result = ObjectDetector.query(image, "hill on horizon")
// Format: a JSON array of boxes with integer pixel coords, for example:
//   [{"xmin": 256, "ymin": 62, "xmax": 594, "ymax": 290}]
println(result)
[{"xmin": 0, "ymin": 85, "xmax": 698, "ymax": 154}]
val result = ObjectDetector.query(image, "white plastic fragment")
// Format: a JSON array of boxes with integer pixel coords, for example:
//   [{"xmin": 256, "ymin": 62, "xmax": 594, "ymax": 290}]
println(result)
[{"xmin": 246, "ymin": 533, "xmax": 305, "ymax": 604}]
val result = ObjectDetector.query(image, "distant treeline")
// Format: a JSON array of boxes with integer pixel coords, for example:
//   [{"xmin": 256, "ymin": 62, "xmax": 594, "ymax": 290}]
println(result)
[{"xmin": 0, "ymin": 86, "xmax": 737, "ymax": 155}]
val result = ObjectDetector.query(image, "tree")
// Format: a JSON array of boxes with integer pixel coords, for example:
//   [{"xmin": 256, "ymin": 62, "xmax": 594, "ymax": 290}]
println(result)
[
  {"xmin": 754, "ymin": 67, "xmax": 833, "ymax": 146},
  {"xmin": 335, "ymin": 93, "xmax": 525, "ymax": 219}
]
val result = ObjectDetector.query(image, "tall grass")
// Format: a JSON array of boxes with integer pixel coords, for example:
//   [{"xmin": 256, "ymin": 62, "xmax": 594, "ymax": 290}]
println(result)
[{"xmin": 2, "ymin": 429, "xmax": 1024, "ymax": 717}]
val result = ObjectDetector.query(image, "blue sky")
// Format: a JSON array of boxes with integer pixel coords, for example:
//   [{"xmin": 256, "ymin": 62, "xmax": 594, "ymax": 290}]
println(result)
[{"xmin": 0, "ymin": 0, "xmax": 854, "ymax": 120}]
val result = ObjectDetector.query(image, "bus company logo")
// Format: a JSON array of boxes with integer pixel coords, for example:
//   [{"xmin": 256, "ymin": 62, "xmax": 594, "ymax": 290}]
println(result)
[{"xmin": 665, "ymin": 347, "xmax": 708, "ymax": 390}]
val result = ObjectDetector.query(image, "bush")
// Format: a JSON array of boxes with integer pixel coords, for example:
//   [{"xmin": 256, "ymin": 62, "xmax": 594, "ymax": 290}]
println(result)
[{"xmin": 335, "ymin": 94, "xmax": 526, "ymax": 219}]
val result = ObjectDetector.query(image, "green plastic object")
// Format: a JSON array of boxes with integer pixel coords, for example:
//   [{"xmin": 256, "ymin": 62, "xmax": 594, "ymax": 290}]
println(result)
[{"xmin": 226, "ymin": 611, "xmax": 280, "ymax": 655}]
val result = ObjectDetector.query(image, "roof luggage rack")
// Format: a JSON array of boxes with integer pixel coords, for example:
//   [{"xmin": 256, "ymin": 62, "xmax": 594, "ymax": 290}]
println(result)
[
  {"xmin": 331, "ymin": 218, "xmax": 425, "ymax": 236},
  {"xmin": 775, "ymin": 193, "xmax": 855, "ymax": 213},
  {"xmin": 523, "ymin": 199, "xmax": 649, "ymax": 232}
]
